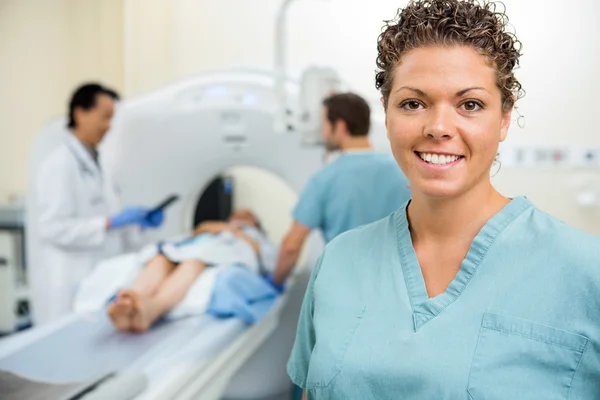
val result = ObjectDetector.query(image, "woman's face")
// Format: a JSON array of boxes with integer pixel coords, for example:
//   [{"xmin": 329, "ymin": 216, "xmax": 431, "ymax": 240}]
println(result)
[{"xmin": 385, "ymin": 45, "xmax": 511, "ymax": 199}]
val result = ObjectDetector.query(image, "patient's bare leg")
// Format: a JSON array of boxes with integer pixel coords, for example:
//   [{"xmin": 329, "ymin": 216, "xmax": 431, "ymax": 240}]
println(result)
[
  {"xmin": 127, "ymin": 260, "xmax": 207, "ymax": 332},
  {"xmin": 108, "ymin": 255, "xmax": 175, "ymax": 331},
  {"xmin": 130, "ymin": 254, "xmax": 177, "ymax": 296}
]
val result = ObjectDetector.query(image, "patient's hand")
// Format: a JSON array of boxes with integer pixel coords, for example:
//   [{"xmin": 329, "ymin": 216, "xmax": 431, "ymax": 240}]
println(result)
[
  {"xmin": 230, "ymin": 226, "xmax": 261, "ymax": 256},
  {"xmin": 192, "ymin": 221, "xmax": 230, "ymax": 235}
]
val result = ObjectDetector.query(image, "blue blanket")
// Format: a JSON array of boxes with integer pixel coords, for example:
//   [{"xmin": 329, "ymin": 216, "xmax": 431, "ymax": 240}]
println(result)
[{"xmin": 206, "ymin": 266, "xmax": 279, "ymax": 324}]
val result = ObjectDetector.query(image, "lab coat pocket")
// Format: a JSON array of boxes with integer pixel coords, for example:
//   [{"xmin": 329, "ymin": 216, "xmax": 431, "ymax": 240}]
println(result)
[
  {"xmin": 305, "ymin": 305, "xmax": 366, "ymax": 389},
  {"xmin": 467, "ymin": 313, "xmax": 588, "ymax": 400}
]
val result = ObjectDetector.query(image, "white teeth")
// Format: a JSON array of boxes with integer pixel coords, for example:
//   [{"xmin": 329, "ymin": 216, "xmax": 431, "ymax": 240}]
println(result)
[{"xmin": 417, "ymin": 152, "xmax": 461, "ymax": 165}]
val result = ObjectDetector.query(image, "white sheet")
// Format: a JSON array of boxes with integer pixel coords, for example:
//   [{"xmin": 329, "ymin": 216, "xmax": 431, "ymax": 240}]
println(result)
[
  {"xmin": 143, "ymin": 230, "xmax": 260, "ymax": 272},
  {"xmin": 72, "ymin": 251, "xmax": 221, "ymax": 319},
  {"xmin": 73, "ymin": 227, "xmax": 275, "ymax": 319}
]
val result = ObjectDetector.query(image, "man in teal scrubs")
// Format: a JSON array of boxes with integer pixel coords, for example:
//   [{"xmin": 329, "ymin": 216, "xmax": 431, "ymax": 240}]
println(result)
[{"xmin": 269, "ymin": 92, "xmax": 411, "ymax": 287}]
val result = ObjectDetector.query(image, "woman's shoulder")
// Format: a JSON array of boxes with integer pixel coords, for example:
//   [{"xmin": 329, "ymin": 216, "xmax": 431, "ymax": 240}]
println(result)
[
  {"xmin": 309, "ymin": 212, "xmax": 399, "ymax": 291},
  {"xmin": 524, "ymin": 203, "xmax": 600, "ymax": 250},
  {"xmin": 337, "ymin": 210, "xmax": 397, "ymax": 241},
  {"xmin": 512, "ymin": 200, "xmax": 600, "ymax": 274}
]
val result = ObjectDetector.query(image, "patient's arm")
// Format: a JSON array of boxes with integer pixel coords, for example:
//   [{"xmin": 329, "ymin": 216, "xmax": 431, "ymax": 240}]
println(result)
[
  {"xmin": 192, "ymin": 221, "xmax": 229, "ymax": 235},
  {"xmin": 230, "ymin": 227, "xmax": 261, "ymax": 256},
  {"xmin": 194, "ymin": 221, "xmax": 262, "ymax": 256}
]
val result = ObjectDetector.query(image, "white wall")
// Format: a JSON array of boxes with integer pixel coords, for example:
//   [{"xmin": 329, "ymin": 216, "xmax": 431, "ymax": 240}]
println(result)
[
  {"xmin": 485, "ymin": 0, "xmax": 600, "ymax": 233},
  {"xmin": 124, "ymin": 0, "xmax": 399, "ymax": 102},
  {"xmin": 0, "ymin": 0, "xmax": 123, "ymax": 199},
  {"xmin": 123, "ymin": 0, "xmax": 172, "ymax": 96},
  {"xmin": 121, "ymin": 0, "xmax": 600, "ymax": 235},
  {"xmin": 2, "ymin": 0, "xmax": 600, "ymax": 235}
]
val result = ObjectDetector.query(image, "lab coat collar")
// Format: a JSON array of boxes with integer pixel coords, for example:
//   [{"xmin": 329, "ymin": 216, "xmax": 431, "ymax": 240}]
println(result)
[{"xmin": 66, "ymin": 134, "xmax": 102, "ymax": 179}]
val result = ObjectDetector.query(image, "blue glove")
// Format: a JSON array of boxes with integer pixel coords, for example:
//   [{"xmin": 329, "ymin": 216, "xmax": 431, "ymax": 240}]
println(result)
[
  {"xmin": 141, "ymin": 209, "xmax": 164, "ymax": 229},
  {"xmin": 264, "ymin": 274, "xmax": 285, "ymax": 294},
  {"xmin": 109, "ymin": 206, "xmax": 149, "ymax": 229}
]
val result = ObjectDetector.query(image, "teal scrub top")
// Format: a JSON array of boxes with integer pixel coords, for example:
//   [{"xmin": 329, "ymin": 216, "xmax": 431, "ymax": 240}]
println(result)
[
  {"xmin": 287, "ymin": 196, "xmax": 600, "ymax": 399},
  {"xmin": 293, "ymin": 151, "xmax": 410, "ymax": 243}
]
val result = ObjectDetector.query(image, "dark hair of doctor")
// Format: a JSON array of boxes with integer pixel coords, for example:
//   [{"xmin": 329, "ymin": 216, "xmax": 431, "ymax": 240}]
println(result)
[
  {"xmin": 67, "ymin": 83, "xmax": 120, "ymax": 129},
  {"xmin": 322, "ymin": 92, "xmax": 371, "ymax": 137}
]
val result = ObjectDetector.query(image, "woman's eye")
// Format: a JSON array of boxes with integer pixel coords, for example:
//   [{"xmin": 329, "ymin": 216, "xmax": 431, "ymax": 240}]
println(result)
[
  {"xmin": 401, "ymin": 101, "xmax": 422, "ymax": 110},
  {"xmin": 462, "ymin": 101, "xmax": 482, "ymax": 112}
]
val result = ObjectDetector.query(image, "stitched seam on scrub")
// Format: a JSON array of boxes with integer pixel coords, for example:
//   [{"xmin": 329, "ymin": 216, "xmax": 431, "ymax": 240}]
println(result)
[
  {"xmin": 566, "ymin": 338, "xmax": 589, "ymax": 398},
  {"xmin": 466, "ymin": 318, "xmax": 487, "ymax": 399},
  {"xmin": 424, "ymin": 203, "xmax": 532, "ymax": 320},
  {"xmin": 322, "ymin": 305, "xmax": 366, "ymax": 389},
  {"xmin": 484, "ymin": 327, "xmax": 586, "ymax": 352},
  {"xmin": 420, "ymin": 222, "xmax": 511, "ymax": 320},
  {"xmin": 394, "ymin": 209, "xmax": 416, "ymax": 310}
]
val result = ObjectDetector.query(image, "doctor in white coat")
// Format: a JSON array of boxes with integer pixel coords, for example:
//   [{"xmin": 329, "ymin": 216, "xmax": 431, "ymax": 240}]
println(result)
[{"xmin": 30, "ymin": 83, "xmax": 164, "ymax": 326}]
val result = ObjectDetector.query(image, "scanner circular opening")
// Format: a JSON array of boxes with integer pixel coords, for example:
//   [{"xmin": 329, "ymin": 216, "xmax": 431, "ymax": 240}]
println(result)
[{"xmin": 186, "ymin": 165, "xmax": 319, "ymax": 271}]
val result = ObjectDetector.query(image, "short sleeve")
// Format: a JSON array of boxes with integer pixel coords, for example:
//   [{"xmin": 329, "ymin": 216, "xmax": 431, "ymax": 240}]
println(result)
[
  {"xmin": 292, "ymin": 175, "xmax": 325, "ymax": 230},
  {"xmin": 286, "ymin": 250, "xmax": 326, "ymax": 388}
]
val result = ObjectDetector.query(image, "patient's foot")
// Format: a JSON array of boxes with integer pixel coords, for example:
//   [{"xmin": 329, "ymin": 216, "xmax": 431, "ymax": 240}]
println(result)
[
  {"xmin": 123, "ymin": 290, "xmax": 162, "ymax": 333},
  {"xmin": 107, "ymin": 293, "xmax": 133, "ymax": 331}
]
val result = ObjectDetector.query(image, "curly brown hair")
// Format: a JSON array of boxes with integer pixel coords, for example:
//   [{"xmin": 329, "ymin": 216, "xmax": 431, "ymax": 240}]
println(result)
[{"xmin": 375, "ymin": 0, "xmax": 524, "ymax": 112}]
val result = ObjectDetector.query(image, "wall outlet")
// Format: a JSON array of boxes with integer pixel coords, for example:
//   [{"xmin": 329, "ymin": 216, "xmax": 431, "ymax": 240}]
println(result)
[
  {"xmin": 571, "ymin": 148, "xmax": 600, "ymax": 168},
  {"xmin": 499, "ymin": 146, "xmax": 600, "ymax": 169}
]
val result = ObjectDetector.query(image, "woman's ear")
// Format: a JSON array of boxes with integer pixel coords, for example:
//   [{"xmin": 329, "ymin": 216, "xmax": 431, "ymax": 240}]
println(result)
[{"xmin": 500, "ymin": 110, "xmax": 511, "ymax": 142}]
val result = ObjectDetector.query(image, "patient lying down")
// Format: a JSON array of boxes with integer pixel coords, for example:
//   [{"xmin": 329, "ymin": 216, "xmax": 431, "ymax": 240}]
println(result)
[{"xmin": 107, "ymin": 209, "xmax": 275, "ymax": 333}]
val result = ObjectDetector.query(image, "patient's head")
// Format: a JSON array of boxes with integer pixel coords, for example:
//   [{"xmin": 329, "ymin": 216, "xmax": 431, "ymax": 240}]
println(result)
[{"xmin": 228, "ymin": 209, "xmax": 262, "ymax": 230}]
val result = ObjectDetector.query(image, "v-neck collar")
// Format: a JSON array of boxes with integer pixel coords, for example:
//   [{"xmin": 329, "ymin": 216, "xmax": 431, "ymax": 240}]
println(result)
[
  {"xmin": 395, "ymin": 196, "xmax": 533, "ymax": 331},
  {"xmin": 66, "ymin": 134, "xmax": 102, "ymax": 179}
]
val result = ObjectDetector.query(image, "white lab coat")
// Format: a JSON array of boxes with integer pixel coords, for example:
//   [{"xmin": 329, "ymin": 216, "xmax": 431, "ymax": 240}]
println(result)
[{"xmin": 29, "ymin": 134, "xmax": 142, "ymax": 326}]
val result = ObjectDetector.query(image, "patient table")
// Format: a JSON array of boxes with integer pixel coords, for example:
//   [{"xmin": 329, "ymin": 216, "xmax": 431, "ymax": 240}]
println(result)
[{"xmin": 0, "ymin": 290, "xmax": 288, "ymax": 399}]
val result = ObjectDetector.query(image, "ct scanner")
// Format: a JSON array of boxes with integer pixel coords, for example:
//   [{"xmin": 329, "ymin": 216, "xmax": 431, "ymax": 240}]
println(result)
[
  {"xmin": 0, "ymin": 69, "xmax": 334, "ymax": 400},
  {"xmin": 0, "ymin": 69, "xmax": 390, "ymax": 400}
]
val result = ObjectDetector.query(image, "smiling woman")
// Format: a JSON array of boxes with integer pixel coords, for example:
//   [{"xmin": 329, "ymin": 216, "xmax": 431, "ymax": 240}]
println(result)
[
  {"xmin": 385, "ymin": 46, "xmax": 512, "ymax": 201},
  {"xmin": 287, "ymin": 1, "xmax": 600, "ymax": 399}
]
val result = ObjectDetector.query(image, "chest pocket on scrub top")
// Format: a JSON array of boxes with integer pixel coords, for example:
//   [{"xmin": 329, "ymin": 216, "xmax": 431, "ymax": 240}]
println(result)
[
  {"xmin": 467, "ymin": 313, "xmax": 588, "ymax": 400},
  {"xmin": 305, "ymin": 303, "xmax": 366, "ymax": 389}
]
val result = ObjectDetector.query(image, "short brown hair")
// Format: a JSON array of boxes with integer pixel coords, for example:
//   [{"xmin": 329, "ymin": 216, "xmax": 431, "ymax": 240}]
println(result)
[
  {"xmin": 375, "ymin": 0, "xmax": 524, "ymax": 112},
  {"xmin": 323, "ymin": 92, "xmax": 371, "ymax": 137}
]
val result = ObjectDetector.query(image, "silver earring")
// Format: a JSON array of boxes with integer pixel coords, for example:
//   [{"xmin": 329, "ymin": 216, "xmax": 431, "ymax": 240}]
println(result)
[
  {"xmin": 515, "ymin": 107, "xmax": 526, "ymax": 128},
  {"xmin": 491, "ymin": 153, "xmax": 501, "ymax": 177}
]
